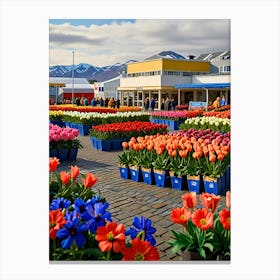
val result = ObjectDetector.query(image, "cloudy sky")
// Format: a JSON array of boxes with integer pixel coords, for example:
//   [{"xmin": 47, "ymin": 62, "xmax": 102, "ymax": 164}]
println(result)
[{"xmin": 49, "ymin": 19, "xmax": 230, "ymax": 67}]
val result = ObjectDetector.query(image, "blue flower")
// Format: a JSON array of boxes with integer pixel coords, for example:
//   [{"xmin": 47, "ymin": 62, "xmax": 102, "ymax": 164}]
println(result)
[
  {"xmin": 73, "ymin": 198, "xmax": 92, "ymax": 220},
  {"xmin": 86, "ymin": 202, "xmax": 112, "ymax": 233},
  {"xmin": 56, "ymin": 211, "xmax": 88, "ymax": 249},
  {"xmin": 50, "ymin": 197, "xmax": 71, "ymax": 211},
  {"xmin": 125, "ymin": 216, "xmax": 157, "ymax": 246}
]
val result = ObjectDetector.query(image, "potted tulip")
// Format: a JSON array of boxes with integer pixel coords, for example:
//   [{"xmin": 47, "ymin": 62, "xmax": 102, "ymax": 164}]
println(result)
[{"xmin": 168, "ymin": 191, "xmax": 230, "ymax": 261}]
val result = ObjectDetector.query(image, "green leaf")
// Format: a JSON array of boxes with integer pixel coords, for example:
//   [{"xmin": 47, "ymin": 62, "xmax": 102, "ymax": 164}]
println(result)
[{"xmin": 204, "ymin": 242, "xmax": 214, "ymax": 252}]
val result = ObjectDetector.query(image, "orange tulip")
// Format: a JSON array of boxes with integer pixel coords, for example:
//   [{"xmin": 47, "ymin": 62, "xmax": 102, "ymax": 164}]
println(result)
[
  {"xmin": 170, "ymin": 207, "xmax": 191, "ymax": 225},
  {"xmin": 49, "ymin": 210, "xmax": 66, "ymax": 240},
  {"xmin": 219, "ymin": 208, "xmax": 230, "ymax": 230},
  {"xmin": 70, "ymin": 165, "xmax": 80, "ymax": 180},
  {"xmin": 49, "ymin": 157, "xmax": 60, "ymax": 172},
  {"xmin": 200, "ymin": 192, "xmax": 221, "ymax": 212},
  {"xmin": 60, "ymin": 171, "xmax": 71, "ymax": 185},
  {"xmin": 209, "ymin": 152, "xmax": 216, "ymax": 162},
  {"xmin": 192, "ymin": 208, "xmax": 214, "ymax": 231},
  {"xmin": 82, "ymin": 172, "xmax": 98, "ymax": 188},
  {"xmin": 226, "ymin": 191, "xmax": 231, "ymax": 208},
  {"xmin": 122, "ymin": 141, "xmax": 128, "ymax": 149},
  {"xmin": 181, "ymin": 192, "xmax": 197, "ymax": 209}
]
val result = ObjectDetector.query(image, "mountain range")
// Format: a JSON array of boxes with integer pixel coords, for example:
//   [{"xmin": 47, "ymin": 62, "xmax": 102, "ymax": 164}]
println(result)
[{"xmin": 49, "ymin": 51, "xmax": 187, "ymax": 82}]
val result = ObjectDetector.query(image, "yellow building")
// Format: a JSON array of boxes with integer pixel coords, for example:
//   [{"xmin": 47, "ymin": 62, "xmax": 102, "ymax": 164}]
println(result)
[{"xmin": 118, "ymin": 56, "xmax": 210, "ymax": 109}]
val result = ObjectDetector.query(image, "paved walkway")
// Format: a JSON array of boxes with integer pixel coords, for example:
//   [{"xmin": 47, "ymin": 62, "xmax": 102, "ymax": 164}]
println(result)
[{"xmin": 54, "ymin": 135, "xmax": 226, "ymax": 261}]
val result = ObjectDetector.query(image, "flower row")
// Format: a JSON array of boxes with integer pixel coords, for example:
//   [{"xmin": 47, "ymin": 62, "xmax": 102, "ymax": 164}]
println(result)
[
  {"xmin": 49, "ymin": 105, "xmax": 142, "ymax": 113},
  {"xmin": 49, "ymin": 159, "xmax": 159, "ymax": 261},
  {"xmin": 89, "ymin": 121, "xmax": 168, "ymax": 141},
  {"xmin": 202, "ymin": 110, "xmax": 230, "ymax": 119},
  {"xmin": 119, "ymin": 129, "xmax": 230, "ymax": 179},
  {"xmin": 179, "ymin": 116, "xmax": 231, "ymax": 133},
  {"xmin": 61, "ymin": 111, "xmax": 150, "ymax": 125},
  {"xmin": 150, "ymin": 110, "xmax": 202, "ymax": 121}
]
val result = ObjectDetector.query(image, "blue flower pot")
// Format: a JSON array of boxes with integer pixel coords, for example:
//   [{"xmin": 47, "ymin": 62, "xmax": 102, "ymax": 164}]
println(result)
[
  {"xmin": 169, "ymin": 120, "xmax": 179, "ymax": 130},
  {"xmin": 90, "ymin": 136, "xmax": 97, "ymax": 149},
  {"xmin": 170, "ymin": 175, "xmax": 187, "ymax": 191},
  {"xmin": 129, "ymin": 166, "xmax": 142, "ymax": 182},
  {"xmin": 203, "ymin": 176, "xmax": 224, "ymax": 195},
  {"xmin": 65, "ymin": 121, "xmax": 71, "ymax": 127},
  {"xmin": 99, "ymin": 140, "xmax": 111, "ymax": 151},
  {"xmin": 57, "ymin": 149, "xmax": 68, "ymax": 162},
  {"xmin": 141, "ymin": 168, "xmax": 154, "ymax": 185},
  {"xmin": 68, "ymin": 148, "xmax": 78, "ymax": 161},
  {"xmin": 49, "ymin": 149, "xmax": 58, "ymax": 158},
  {"xmin": 78, "ymin": 124, "xmax": 91, "ymax": 136},
  {"xmin": 119, "ymin": 165, "xmax": 130, "ymax": 180},
  {"xmin": 154, "ymin": 170, "xmax": 171, "ymax": 188},
  {"xmin": 111, "ymin": 139, "xmax": 123, "ymax": 150},
  {"xmin": 187, "ymin": 175, "xmax": 202, "ymax": 194},
  {"xmin": 70, "ymin": 123, "xmax": 78, "ymax": 129}
]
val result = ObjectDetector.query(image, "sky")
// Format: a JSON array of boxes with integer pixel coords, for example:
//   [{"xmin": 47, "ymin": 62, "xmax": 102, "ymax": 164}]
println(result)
[{"xmin": 49, "ymin": 19, "xmax": 230, "ymax": 67}]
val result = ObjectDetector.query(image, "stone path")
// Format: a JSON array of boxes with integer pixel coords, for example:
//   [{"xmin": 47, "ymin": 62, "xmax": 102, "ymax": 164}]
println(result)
[{"xmin": 54, "ymin": 135, "xmax": 226, "ymax": 261}]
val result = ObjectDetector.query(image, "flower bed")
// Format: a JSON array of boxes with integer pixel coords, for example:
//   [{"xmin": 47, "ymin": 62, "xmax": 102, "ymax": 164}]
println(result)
[
  {"xmin": 49, "ymin": 124, "xmax": 82, "ymax": 161},
  {"xmin": 179, "ymin": 116, "xmax": 230, "ymax": 133},
  {"xmin": 202, "ymin": 110, "xmax": 230, "ymax": 119},
  {"xmin": 119, "ymin": 129, "xmax": 230, "ymax": 193},
  {"xmin": 89, "ymin": 121, "xmax": 167, "ymax": 151},
  {"xmin": 49, "ymin": 159, "xmax": 159, "ymax": 261},
  {"xmin": 168, "ymin": 191, "xmax": 230, "ymax": 260},
  {"xmin": 49, "ymin": 105, "xmax": 142, "ymax": 113}
]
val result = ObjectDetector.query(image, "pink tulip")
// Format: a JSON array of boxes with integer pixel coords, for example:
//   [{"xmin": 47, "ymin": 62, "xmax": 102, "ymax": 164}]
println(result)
[{"xmin": 52, "ymin": 134, "xmax": 60, "ymax": 142}]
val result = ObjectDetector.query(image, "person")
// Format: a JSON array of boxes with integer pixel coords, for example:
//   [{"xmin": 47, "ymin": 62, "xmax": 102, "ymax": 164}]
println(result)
[
  {"xmin": 164, "ymin": 97, "xmax": 171, "ymax": 111},
  {"xmin": 80, "ymin": 97, "xmax": 84, "ymax": 106},
  {"xmin": 91, "ymin": 98, "xmax": 97, "ymax": 107},
  {"xmin": 171, "ymin": 98, "xmax": 177, "ymax": 110},
  {"xmin": 144, "ymin": 97, "xmax": 149, "ymax": 111},
  {"xmin": 150, "ymin": 97, "xmax": 156, "ymax": 111},
  {"xmin": 220, "ymin": 95, "xmax": 227, "ymax": 106},
  {"xmin": 76, "ymin": 97, "xmax": 81, "ymax": 106},
  {"xmin": 111, "ymin": 98, "xmax": 116, "ymax": 108},
  {"xmin": 161, "ymin": 98, "xmax": 165, "ymax": 110},
  {"xmin": 84, "ymin": 97, "xmax": 89, "ymax": 106},
  {"xmin": 99, "ymin": 97, "xmax": 104, "ymax": 107},
  {"xmin": 116, "ymin": 99, "xmax": 120, "ymax": 109},
  {"xmin": 104, "ymin": 97, "xmax": 109, "ymax": 107},
  {"xmin": 212, "ymin": 97, "xmax": 221, "ymax": 109}
]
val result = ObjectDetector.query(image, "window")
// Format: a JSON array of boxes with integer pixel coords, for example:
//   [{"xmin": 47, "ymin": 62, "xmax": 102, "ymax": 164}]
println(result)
[{"xmin": 224, "ymin": 66, "xmax": 231, "ymax": 72}]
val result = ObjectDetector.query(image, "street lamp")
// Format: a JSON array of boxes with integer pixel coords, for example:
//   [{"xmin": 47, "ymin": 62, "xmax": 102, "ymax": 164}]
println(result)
[{"xmin": 72, "ymin": 50, "xmax": 75, "ymax": 103}]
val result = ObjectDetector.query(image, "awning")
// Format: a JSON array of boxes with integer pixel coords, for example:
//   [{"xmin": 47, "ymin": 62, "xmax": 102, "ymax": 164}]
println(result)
[{"xmin": 174, "ymin": 82, "xmax": 230, "ymax": 89}]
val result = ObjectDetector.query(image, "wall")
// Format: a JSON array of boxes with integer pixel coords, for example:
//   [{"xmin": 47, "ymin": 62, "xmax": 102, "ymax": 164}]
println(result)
[
  {"xmin": 192, "ymin": 74, "xmax": 230, "ymax": 84},
  {"xmin": 120, "ymin": 75, "xmax": 162, "ymax": 88}
]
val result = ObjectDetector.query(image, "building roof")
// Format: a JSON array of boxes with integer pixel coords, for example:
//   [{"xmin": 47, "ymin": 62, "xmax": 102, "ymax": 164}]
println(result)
[
  {"xmin": 195, "ymin": 51, "xmax": 230, "ymax": 61},
  {"xmin": 49, "ymin": 77, "xmax": 93, "ymax": 89},
  {"xmin": 174, "ymin": 82, "xmax": 230, "ymax": 89}
]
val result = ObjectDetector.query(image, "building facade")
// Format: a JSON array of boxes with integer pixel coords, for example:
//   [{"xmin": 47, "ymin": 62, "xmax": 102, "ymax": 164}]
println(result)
[{"xmin": 118, "ymin": 52, "xmax": 230, "ymax": 109}]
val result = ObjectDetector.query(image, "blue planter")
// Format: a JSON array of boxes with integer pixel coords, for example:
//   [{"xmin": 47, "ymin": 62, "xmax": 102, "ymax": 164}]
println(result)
[
  {"xmin": 78, "ymin": 124, "xmax": 91, "ymax": 136},
  {"xmin": 187, "ymin": 175, "xmax": 202, "ymax": 194},
  {"xmin": 225, "ymin": 166, "xmax": 231, "ymax": 191},
  {"xmin": 119, "ymin": 165, "xmax": 130, "ymax": 180},
  {"xmin": 111, "ymin": 139, "xmax": 123, "ymax": 150},
  {"xmin": 170, "ymin": 175, "xmax": 187, "ymax": 191},
  {"xmin": 99, "ymin": 140, "xmax": 111, "ymax": 151},
  {"xmin": 65, "ymin": 121, "xmax": 71, "ymax": 127},
  {"xmin": 68, "ymin": 148, "xmax": 78, "ymax": 161},
  {"xmin": 70, "ymin": 123, "xmax": 78, "ymax": 129},
  {"xmin": 49, "ymin": 149, "xmax": 58, "ymax": 158},
  {"xmin": 154, "ymin": 170, "xmax": 171, "ymax": 188},
  {"xmin": 129, "ymin": 166, "xmax": 142, "ymax": 182},
  {"xmin": 169, "ymin": 120, "xmax": 179, "ymax": 130},
  {"xmin": 90, "ymin": 136, "xmax": 98, "ymax": 149},
  {"xmin": 57, "ymin": 149, "xmax": 68, "ymax": 162},
  {"xmin": 50, "ymin": 120, "xmax": 65, "ymax": 127},
  {"xmin": 141, "ymin": 168, "xmax": 154, "ymax": 185},
  {"xmin": 203, "ymin": 176, "xmax": 224, "ymax": 195}
]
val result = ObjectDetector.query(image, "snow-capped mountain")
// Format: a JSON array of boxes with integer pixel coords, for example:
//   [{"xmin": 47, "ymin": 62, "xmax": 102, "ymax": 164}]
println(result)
[{"xmin": 49, "ymin": 51, "xmax": 186, "ymax": 81}]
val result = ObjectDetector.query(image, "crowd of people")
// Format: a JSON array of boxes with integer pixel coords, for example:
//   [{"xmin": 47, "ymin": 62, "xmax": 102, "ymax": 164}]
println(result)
[{"xmin": 55, "ymin": 94, "xmax": 227, "ymax": 110}]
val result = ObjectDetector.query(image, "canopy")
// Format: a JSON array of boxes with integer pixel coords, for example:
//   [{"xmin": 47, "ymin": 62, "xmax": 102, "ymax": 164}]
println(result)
[{"xmin": 174, "ymin": 82, "xmax": 230, "ymax": 89}]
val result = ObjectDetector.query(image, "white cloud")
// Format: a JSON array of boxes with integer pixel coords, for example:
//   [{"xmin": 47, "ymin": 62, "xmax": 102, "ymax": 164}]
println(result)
[{"xmin": 49, "ymin": 19, "xmax": 230, "ymax": 66}]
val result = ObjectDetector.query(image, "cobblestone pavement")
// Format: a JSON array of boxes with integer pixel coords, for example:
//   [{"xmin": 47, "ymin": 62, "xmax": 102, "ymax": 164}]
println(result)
[{"xmin": 54, "ymin": 135, "xmax": 226, "ymax": 261}]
